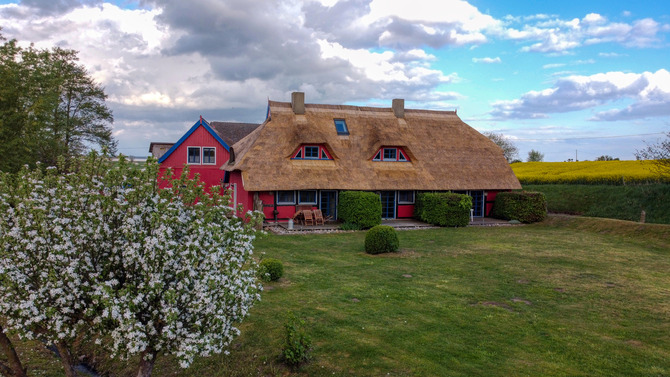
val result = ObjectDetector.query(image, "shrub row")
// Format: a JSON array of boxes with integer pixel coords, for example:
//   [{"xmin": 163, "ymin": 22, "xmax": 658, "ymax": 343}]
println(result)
[
  {"xmin": 337, "ymin": 191, "xmax": 382, "ymax": 229},
  {"xmin": 414, "ymin": 192, "xmax": 472, "ymax": 227},
  {"xmin": 491, "ymin": 191, "xmax": 547, "ymax": 223}
]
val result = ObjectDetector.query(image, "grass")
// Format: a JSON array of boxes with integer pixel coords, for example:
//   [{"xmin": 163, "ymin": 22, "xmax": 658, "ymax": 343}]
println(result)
[
  {"xmin": 511, "ymin": 160, "xmax": 667, "ymax": 185},
  {"xmin": 524, "ymin": 183, "xmax": 670, "ymax": 224},
  {"xmin": 5, "ymin": 217, "xmax": 670, "ymax": 376}
]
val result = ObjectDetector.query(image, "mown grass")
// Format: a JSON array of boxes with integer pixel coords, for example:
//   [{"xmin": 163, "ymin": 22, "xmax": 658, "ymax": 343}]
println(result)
[
  {"xmin": 524, "ymin": 183, "xmax": 670, "ymax": 224},
  {"xmin": 6, "ymin": 217, "xmax": 670, "ymax": 376},
  {"xmin": 511, "ymin": 160, "xmax": 667, "ymax": 185}
]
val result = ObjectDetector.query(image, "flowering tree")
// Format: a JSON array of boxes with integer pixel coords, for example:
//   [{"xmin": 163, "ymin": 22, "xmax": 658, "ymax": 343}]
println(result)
[{"xmin": 0, "ymin": 155, "xmax": 262, "ymax": 376}]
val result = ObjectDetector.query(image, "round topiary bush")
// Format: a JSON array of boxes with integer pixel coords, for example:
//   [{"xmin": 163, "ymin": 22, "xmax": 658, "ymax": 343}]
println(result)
[
  {"xmin": 364, "ymin": 225, "xmax": 399, "ymax": 254},
  {"xmin": 259, "ymin": 258, "xmax": 284, "ymax": 282}
]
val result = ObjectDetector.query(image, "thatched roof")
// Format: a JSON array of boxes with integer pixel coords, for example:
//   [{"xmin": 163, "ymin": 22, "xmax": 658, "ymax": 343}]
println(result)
[{"xmin": 223, "ymin": 99, "xmax": 521, "ymax": 192}]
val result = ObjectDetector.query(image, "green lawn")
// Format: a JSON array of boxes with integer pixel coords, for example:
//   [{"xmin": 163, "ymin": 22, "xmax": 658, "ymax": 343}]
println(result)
[{"xmin": 7, "ymin": 216, "xmax": 670, "ymax": 376}]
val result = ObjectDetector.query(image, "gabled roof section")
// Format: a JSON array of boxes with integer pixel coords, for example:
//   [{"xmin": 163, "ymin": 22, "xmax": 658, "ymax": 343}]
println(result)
[
  {"xmin": 209, "ymin": 122, "xmax": 261, "ymax": 146},
  {"xmin": 158, "ymin": 116, "xmax": 231, "ymax": 163},
  {"xmin": 223, "ymin": 97, "xmax": 521, "ymax": 192}
]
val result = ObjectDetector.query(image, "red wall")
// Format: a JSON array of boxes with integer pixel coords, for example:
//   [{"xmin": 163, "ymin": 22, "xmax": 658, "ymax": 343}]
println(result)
[
  {"xmin": 397, "ymin": 204, "xmax": 415, "ymax": 218},
  {"xmin": 485, "ymin": 191, "xmax": 499, "ymax": 216}
]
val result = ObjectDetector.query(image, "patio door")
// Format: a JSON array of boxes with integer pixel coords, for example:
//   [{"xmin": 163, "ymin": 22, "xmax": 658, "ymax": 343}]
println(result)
[
  {"xmin": 320, "ymin": 191, "xmax": 337, "ymax": 220},
  {"xmin": 380, "ymin": 191, "xmax": 396, "ymax": 219}
]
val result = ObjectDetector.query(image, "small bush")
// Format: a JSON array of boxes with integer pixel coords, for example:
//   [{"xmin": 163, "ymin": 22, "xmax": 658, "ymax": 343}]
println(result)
[
  {"xmin": 337, "ymin": 191, "xmax": 382, "ymax": 229},
  {"xmin": 365, "ymin": 225, "xmax": 399, "ymax": 254},
  {"xmin": 415, "ymin": 192, "xmax": 472, "ymax": 227},
  {"xmin": 491, "ymin": 191, "xmax": 547, "ymax": 223},
  {"xmin": 282, "ymin": 312, "xmax": 312, "ymax": 366},
  {"xmin": 258, "ymin": 258, "xmax": 283, "ymax": 282}
]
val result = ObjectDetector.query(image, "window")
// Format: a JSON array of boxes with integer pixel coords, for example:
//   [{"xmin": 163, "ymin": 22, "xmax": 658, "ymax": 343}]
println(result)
[
  {"xmin": 372, "ymin": 147, "xmax": 410, "ymax": 162},
  {"xmin": 397, "ymin": 190, "xmax": 415, "ymax": 204},
  {"xmin": 334, "ymin": 119, "xmax": 349, "ymax": 135},
  {"xmin": 304, "ymin": 146, "xmax": 319, "ymax": 159},
  {"xmin": 202, "ymin": 147, "xmax": 216, "ymax": 164},
  {"xmin": 276, "ymin": 191, "xmax": 296, "ymax": 205},
  {"xmin": 298, "ymin": 190, "xmax": 317, "ymax": 205},
  {"xmin": 291, "ymin": 145, "xmax": 333, "ymax": 160},
  {"xmin": 187, "ymin": 147, "xmax": 200, "ymax": 164}
]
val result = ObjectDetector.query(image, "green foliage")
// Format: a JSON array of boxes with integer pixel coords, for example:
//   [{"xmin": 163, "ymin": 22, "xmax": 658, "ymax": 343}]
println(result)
[
  {"xmin": 0, "ymin": 34, "xmax": 115, "ymax": 173},
  {"xmin": 527, "ymin": 149, "xmax": 544, "ymax": 162},
  {"xmin": 282, "ymin": 312, "xmax": 312, "ymax": 366},
  {"xmin": 258, "ymin": 258, "xmax": 284, "ymax": 282},
  {"xmin": 483, "ymin": 132, "xmax": 519, "ymax": 163},
  {"xmin": 364, "ymin": 225, "xmax": 399, "ymax": 254},
  {"xmin": 339, "ymin": 222, "xmax": 362, "ymax": 231},
  {"xmin": 415, "ymin": 192, "xmax": 472, "ymax": 227},
  {"xmin": 524, "ymin": 183, "xmax": 670, "ymax": 224},
  {"xmin": 491, "ymin": 191, "xmax": 547, "ymax": 223},
  {"xmin": 337, "ymin": 191, "xmax": 381, "ymax": 229},
  {"xmin": 635, "ymin": 132, "xmax": 670, "ymax": 178}
]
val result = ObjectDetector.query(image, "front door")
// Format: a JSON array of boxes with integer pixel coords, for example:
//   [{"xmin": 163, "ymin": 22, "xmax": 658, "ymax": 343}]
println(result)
[
  {"xmin": 320, "ymin": 191, "xmax": 337, "ymax": 220},
  {"xmin": 380, "ymin": 191, "xmax": 396, "ymax": 219}
]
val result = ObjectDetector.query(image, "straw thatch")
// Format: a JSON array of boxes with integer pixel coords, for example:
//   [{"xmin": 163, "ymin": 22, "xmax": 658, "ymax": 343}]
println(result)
[{"xmin": 223, "ymin": 99, "xmax": 521, "ymax": 192}]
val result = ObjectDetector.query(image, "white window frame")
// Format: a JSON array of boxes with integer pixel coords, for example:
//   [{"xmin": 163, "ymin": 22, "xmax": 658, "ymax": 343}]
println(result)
[
  {"xmin": 397, "ymin": 190, "xmax": 415, "ymax": 204},
  {"xmin": 202, "ymin": 147, "xmax": 216, "ymax": 165},
  {"xmin": 276, "ymin": 190, "xmax": 296, "ymax": 205},
  {"xmin": 298, "ymin": 190, "xmax": 318, "ymax": 205},
  {"xmin": 187, "ymin": 146, "xmax": 201, "ymax": 164}
]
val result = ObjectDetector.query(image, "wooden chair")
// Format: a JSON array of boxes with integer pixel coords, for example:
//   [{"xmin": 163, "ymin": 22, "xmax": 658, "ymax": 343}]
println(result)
[
  {"xmin": 313, "ymin": 209, "xmax": 325, "ymax": 225},
  {"xmin": 302, "ymin": 210, "xmax": 314, "ymax": 226}
]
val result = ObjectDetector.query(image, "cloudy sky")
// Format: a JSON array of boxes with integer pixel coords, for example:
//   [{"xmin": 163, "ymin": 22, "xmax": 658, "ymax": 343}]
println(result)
[{"xmin": 1, "ymin": 0, "xmax": 669, "ymax": 161}]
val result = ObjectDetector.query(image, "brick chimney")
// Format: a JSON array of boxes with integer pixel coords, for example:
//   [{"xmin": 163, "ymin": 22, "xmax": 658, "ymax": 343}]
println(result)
[
  {"xmin": 392, "ymin": 98, "xmax": 404, "ymax": 118},
  {"xmin": 291, "ymin": 92, "xmax": 305, "ymax": 114}
]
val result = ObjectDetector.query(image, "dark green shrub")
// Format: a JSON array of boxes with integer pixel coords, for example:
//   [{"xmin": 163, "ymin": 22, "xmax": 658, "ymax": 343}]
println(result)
[
  {"xmin": 282, "ymin": 311, "xmax": 312, "ymax": 366},
  {"xmin": 337, "ymin": 191, "xmax": 382, "ymax": 229},
  {"xmin": 415, "ymin": 192, "xmax": 472, "ymax": 227},
  {"xmin": 365, "ymin": 225, "xmax": 399, "ymax": 254},
  {"xmin": 491, "ymin": 191, "xmax": 547, "ymax": 223},
  {"xmin": 258, "ymin": 258, "xmax": 283, "ymax": 282},
  {"xmin": 339, "ymin": 222, "xmax": 362, "ymax": 231}
]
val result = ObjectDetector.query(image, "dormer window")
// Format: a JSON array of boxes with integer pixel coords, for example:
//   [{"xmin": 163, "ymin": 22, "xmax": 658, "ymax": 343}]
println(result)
[
  {"xmin": 372, "ymin": 147, "xmax": 410, "ymax": 162},
  {"xmin": 334, "ymin": 119, "xmax": 349, "ymax": 135},
  {"xmin": 291, "ymin": 145, "xmax": 333, "ymax": 160}
]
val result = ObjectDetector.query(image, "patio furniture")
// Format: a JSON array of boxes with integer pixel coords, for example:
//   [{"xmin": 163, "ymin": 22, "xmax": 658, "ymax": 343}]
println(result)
[
  {"xmin": 313, "ymin": 209, "xmax": 325, "ymax": 225},
  {"xmin": 303, "ymin": 210, "xmax": 314, "ymax": 226},
  {"xmin": 292, "ymin": 211, "xmax": 304, "ymax": 225}
]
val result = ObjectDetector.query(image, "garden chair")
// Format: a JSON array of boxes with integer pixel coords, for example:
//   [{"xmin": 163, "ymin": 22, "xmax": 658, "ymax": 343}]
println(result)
[
  {"xmin": 303, "ymin": 210, "xmax": 314, "ymax": 226},
  {"xmin": 313, "ymin": 209, "xmax": 325, "ymax": 225}
]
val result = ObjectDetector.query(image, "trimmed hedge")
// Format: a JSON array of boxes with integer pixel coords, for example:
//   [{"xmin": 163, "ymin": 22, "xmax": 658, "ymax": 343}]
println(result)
[
  {"xmin": 337, "ymin": 191, "xmax": 382, "ymax": 229},
  {"xmin": 415, "ymin": 192, "xmax": 472, "ymax": 227},
  {"xmin": 259, "ymin": 258, "xmax": 284, "ymax": 282},
  {"xmin": 365, "ymin": 225, "xmax": 399, "ymax": 254},
  {"xmin": 491, "ymin": 191, "xmax": 547, "ymax": 223}
]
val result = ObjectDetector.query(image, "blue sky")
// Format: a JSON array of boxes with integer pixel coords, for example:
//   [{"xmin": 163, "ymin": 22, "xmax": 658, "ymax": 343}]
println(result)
[{"xmin": 1, "ymin": 0, "xmax": 669, "ymax": 161}]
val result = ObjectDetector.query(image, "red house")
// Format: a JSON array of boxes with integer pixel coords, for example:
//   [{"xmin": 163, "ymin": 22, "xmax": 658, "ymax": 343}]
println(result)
[
  {"xmin": 153, "ymin": 117, "xmax": 260, "ymax": 197},
  {"xmin": 154, "ymin": 93, "xmax": 521, "ymax": 222}
]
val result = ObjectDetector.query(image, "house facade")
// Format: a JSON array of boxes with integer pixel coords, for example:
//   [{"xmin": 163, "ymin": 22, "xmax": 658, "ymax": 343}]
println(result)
[{"xmin": 220, "ymin": 93, "xmax": 522, "ymax": 221}]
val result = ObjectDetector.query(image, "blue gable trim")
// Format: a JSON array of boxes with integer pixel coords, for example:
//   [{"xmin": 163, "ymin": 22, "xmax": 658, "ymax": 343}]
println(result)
[{"xmin": 158, "ymin": 116, "xmax": 231, "ymax": 163}]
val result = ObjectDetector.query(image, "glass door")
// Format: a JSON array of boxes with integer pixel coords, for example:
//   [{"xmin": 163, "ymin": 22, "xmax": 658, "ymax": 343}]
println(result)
[
  {"xmin": 320, "ymin": 191, "xmax": 338, "ymax": 220},
  {"xmin": 380, "ymin": 191, "xmax": 396, "ymax": 219}
]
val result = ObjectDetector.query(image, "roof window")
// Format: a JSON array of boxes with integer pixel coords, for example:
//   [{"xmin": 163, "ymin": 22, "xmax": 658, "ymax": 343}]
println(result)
[{"xmin": 334, "ymin": 119, "xmax": 349, "ymax": 135}]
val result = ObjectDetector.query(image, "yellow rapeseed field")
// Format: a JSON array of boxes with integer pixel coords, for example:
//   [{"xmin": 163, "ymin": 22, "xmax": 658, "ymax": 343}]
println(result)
[{"xmin": 510, "ymin": 160, "xmax": 667, "ymax": 185}]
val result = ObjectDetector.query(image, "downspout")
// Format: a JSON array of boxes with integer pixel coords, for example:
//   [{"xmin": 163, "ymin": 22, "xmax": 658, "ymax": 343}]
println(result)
[{"xmin": 273, "ymin": 191, "xmax": 278, "ymax": 223}]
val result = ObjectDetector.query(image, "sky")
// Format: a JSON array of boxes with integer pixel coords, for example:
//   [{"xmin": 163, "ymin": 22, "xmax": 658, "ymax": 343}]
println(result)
[{"xmin": 1, "ymin": 0, "xmax": 669, "ymax": 161}]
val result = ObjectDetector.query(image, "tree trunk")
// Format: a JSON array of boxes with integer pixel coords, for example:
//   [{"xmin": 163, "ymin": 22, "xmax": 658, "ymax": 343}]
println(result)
[
  {"xmin": 136, "ymin": 347, "xmax": 158, "ymax": 377},
  {"xmin": 0, "ymin": 326, "xmax": 26, "ymax": 377},
  {"xmin": 54, "ymin": 341, "xmax": 78, "ymax": 377}
]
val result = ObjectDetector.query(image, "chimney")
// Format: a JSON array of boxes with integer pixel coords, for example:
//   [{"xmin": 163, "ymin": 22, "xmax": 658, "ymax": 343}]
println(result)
[
  {"xmin": 291, "ymin": 92, "xmax": 305, "ymax": 114},
  {"xmin": 392, "ymin": 98, "xmax": 404, "ymax": 118}
]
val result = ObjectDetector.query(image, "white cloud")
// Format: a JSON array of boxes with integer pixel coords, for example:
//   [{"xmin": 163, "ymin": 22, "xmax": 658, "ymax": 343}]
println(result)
[
  {"xmin": 490, "ymin": 69, "xmax": 670, "ymax": 120},
  {"xmin": 472, "ymin": 57, "xmax": 501, "ymax": 64}
]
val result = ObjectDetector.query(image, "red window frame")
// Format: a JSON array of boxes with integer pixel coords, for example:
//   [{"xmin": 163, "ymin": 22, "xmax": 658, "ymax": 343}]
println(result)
[
  {"xmin": 291, "ymin": 145, "xmax": 333, "ymax": 160},
  {"xmin": 372, "ymin": 147, "xmax": 410, "ymax": 162}
]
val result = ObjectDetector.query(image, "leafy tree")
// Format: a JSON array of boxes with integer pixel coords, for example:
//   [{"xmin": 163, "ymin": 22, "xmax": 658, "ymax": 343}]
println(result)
[
  {"xmin": 0, "ymin": 32, "xmax": 115, "ymax": 172},
  {"xmin": 0, "ymin": 154, "xmax": 263, "ymax": 376},
  {"xmin": 596, "ymin": 155, "xmax": 619, "ymax": 161},
  {"xmin": 527, "ymin": 149, "xmax": 544, "ymax": 162},
  {"xmin": 635, "ymin": 132, "xmax": 670, "ymax": 178},
  {"xmin": 483, "ymin": 132, "xmax": 519, "ymax": 163}
]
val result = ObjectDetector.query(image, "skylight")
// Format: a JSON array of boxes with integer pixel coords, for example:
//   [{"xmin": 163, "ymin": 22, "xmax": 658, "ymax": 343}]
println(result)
[{"xmin": 334, "ymin": 119, "xmax": 349, "ymax": 135}]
